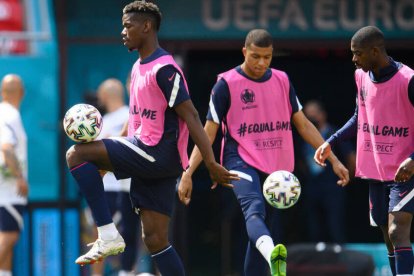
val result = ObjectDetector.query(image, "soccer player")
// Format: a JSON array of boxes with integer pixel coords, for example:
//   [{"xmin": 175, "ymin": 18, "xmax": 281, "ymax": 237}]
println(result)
[
  {"xmin": 66, "ymin": 1, "xmax": 239, "ymax": 275},
  {"xmin": 0, "ymin": 74, "xmax": 28, "ymax": 276},
  {"xmin": 178, "ymin": 29, "xmax": 349, "ymax": 276},
  {"xmin": 315, "ymin": 26, "xmax": 414, "ymax": 276}
]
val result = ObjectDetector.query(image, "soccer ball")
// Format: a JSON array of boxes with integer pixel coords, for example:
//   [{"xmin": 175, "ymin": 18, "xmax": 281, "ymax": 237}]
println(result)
[
  {"xmin": 63, "ymin": 103, "xmax": 103, "ymax": 143},
  {"xmin": 263, "ymin": 170, "xmax": 301, "ymax": 209}
]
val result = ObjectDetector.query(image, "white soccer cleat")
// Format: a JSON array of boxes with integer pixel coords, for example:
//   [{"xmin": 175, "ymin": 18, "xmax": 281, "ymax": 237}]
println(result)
[{"xmin": 75, "ymin": 234, "xmax": 125, "ymax": 266}]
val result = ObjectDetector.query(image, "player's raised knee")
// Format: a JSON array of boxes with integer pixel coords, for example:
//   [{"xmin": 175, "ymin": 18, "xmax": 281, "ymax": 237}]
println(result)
[{"xmin": 65, "ymin": 144, "xmax": 83, "ymax": 167}]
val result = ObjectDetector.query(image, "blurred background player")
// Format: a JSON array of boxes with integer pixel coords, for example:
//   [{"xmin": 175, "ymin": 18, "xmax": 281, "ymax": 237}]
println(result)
[
  {"xmin": 315, "ymin": 25, "xmax": 414, "ymax": 276},
  {"xmin": 178, "ymin": 29, "xmax": 349, "ymax": 276},
  {"xmin": 298, "ymin": 100, "xmax": 356, "ymax": 244},
  {"xmin": 0, "ymin": 74, "xmax": 28, "ymax": 276}
]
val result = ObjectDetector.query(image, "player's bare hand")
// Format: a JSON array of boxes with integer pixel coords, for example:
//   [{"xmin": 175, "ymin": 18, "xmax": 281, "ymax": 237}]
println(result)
[
  {"xmin": 314, "ymin": 142, "xmax": 331, "ymax": 167},
  {"xmin": 178, "ymin": 171, "xmax": 193, "ymax": 205},
  {"xmin": 394, "ymin": 157, "xmax": 414, "ymax": 183},
  {"xmin": 207, "ymin": 162, "xmax": 238, "ymax": 189},
  {"xmin": 331, "ymin": 160, "xmax": 350, "ymax": 186},
  {"xmin": 16, "ymin": 177, "xmax": 28, "ymax": 197}
]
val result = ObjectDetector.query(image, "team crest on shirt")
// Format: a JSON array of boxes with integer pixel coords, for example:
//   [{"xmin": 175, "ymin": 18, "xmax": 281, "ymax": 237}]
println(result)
[
  {"xmin": 241, "ymin": 89, "xmax": 255, "ymax": 104},
  {"xmin": 359, "ymin": 86, "xmax": 367, "ymax": 107},
  {"xmin": 241, "ymin": 89, "xmax": 257, "ymax": 110}
]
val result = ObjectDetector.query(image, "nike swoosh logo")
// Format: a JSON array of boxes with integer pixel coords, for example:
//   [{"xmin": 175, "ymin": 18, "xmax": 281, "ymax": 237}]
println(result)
[
  {"xmin": 168, "ymin": 72, "xmax": 176, "ymax": 81},
  {"xmin": 399, "ymin": 191, "xmax": 408, "ymax": 197}
]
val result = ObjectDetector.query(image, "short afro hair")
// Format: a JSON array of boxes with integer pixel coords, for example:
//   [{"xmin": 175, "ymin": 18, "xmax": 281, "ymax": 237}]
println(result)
[
  {"xmin": 123, "ymin": 1, "xmax": 162, "ymax": 31},
  {"xmin": 245, "ymin": 29, "xmax": 273, "ymax": 48}
]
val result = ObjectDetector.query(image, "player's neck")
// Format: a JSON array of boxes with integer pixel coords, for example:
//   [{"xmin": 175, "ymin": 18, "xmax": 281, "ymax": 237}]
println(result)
[
  {"xmin": 372, "ymin": 55, "xmax": 392, "ymax": 77},
  {"xmin": 241, "ymin": 63, "xmax": 264, "ymax": 80},
  {"xmin": 137, "ymin": 37, "xmax": 159, "ymax": 60}
]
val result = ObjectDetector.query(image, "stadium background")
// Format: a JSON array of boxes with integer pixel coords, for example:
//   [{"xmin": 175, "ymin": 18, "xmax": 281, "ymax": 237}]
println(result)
[{"xmin": 0, "ymin": 0, "xmax": 414, "ymax": 275}]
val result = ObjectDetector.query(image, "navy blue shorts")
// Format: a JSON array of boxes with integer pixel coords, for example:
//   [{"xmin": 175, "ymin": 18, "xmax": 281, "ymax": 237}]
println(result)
[
  {"xmin": 129, "ymin": 175, "xmax": 177, "ymax": 217},
  {"xmin": 119, "ymin": 191, "xmax": 139, "ymax": 230},
  {"xmin": 369, "ymin": 177, "xmax": 414, "ymax": 226},
  {"xmin": 225, "ymin": 155, "xmax": 272, "ymax": 219},
  {"xmin": 103, "ymin": 136, "xmax": 183, "ymax": 217},
  {"xmin": 224, "ymin": 155, "xmax": 282, "ymax": 240},
  {"xmin": 103, "ymin": 136, "xmax": 183, "ymax": 179},
  {"xmin": 0, "ymin": 205, "xmax": 25, "ymax": 232}
]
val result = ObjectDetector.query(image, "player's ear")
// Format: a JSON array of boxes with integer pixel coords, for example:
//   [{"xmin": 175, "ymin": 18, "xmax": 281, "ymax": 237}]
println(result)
[
  {"xmin": 371, "ymin": 46, "xmax": 380, "ymax": 57},
  {"xmin": 142, "ymin": 19, "xmax": 152, "ymax": 33},
  {"xmin": 242, "ymin": 47, "xmax": 247, "ymax": 57}
]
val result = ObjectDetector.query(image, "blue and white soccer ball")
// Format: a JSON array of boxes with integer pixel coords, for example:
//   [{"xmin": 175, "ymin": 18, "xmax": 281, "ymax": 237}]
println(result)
[
  {"xmin": 63, "ymin": 103, "xmax": 103, "ymax": 143},
  {"xmin": 263, "ymin": 170, "xmax": 301, "ymax": 209}
]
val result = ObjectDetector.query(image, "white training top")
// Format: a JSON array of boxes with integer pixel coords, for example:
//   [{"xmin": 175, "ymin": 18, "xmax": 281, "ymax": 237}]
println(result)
[
  {"xmin": 97, "ymin": 105, "xmax": 131, "ymax": 192},
  {"xmin": 0, "ymin": 102, "xmax": 28, "ymax": 205}
]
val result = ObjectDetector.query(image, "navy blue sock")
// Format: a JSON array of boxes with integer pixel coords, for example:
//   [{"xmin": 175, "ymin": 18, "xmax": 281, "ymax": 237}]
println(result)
[
  {"xmin": 388, "ymin": 253, "xmax": 396, "ymax": 276},
  {"xmin": 245, "ymin": 214, "xmax": 271, "ymax": 243},
  {"xmin": 244, "ymin": 241, "xmax": 268, "ymax": 276},
  {"xmin": 395, "ymin": 247, "xmax": 414, "ymax": 275},
  {"xmin": 70, "ymin": 162, "xmax": 112, "ymax": 226},
  {"xmin": 151, "ymin": 245, "xmax": 185, "ymax": 276}
]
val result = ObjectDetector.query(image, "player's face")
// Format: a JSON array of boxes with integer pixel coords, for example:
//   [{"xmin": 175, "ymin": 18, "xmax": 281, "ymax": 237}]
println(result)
[
  {"xmin": 350, "ymin": 40, "xmax": 376, "ymax": 72},
  {"xmin": 242, "ymin": 44, "xmax": 273, "ymax": 79},
  {"xmin": 121, "ymin": 13, "xmax": 145, "ymax": 51}
]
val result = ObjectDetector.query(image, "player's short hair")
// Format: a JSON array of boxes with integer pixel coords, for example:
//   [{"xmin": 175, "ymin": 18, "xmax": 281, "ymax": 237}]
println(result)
[
  {"xmin": 123, "ymin": 1, "xmax": 162, "ymax": 31},
  {"xmin": 245, "ymin": 29, "xmax": 273, "ymax": 48},
  {"xmin": 351, "ymin": 26, "xmax": 385, "ymax": 50}
]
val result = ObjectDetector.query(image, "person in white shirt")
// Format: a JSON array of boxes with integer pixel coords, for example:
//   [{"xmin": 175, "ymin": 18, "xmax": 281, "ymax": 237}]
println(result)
[{"xmin": 0, "ymin": 74, "xmax": 28, "ymax": 276}]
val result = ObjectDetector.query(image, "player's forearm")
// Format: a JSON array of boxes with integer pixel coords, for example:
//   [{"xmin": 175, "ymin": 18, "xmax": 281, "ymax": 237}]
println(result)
[
  {"xmin": 297, "ymin": 119, "xmax": 338, "ymax": 165},
  {"xmin": 185, "ymin": 146, "xmax": 203, "ymax": 176},
  {"xmin": 299, "ymin": 123, "xmax": 342, "ymax": 165},
  {"xmin": 297, "ymin": 121, "xmax": 325, "ymax": 150},
  {"xmin": 175, "ymin": 101, "xmax": 218, "ymax": 172},
  {"xmin": 186, "ymin": 121, "xmax": 219, "ymax": 176},
  {"xmin": 326, "ymin": 151, "xmax": 341, "ymax": 166},
  {"xmin": 2, "ymin": 147, "xmax": 23, "ymax": 179},
  {"xmin": 187, "ymin": 118, "xmax": 216, "ymax": 169}
]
